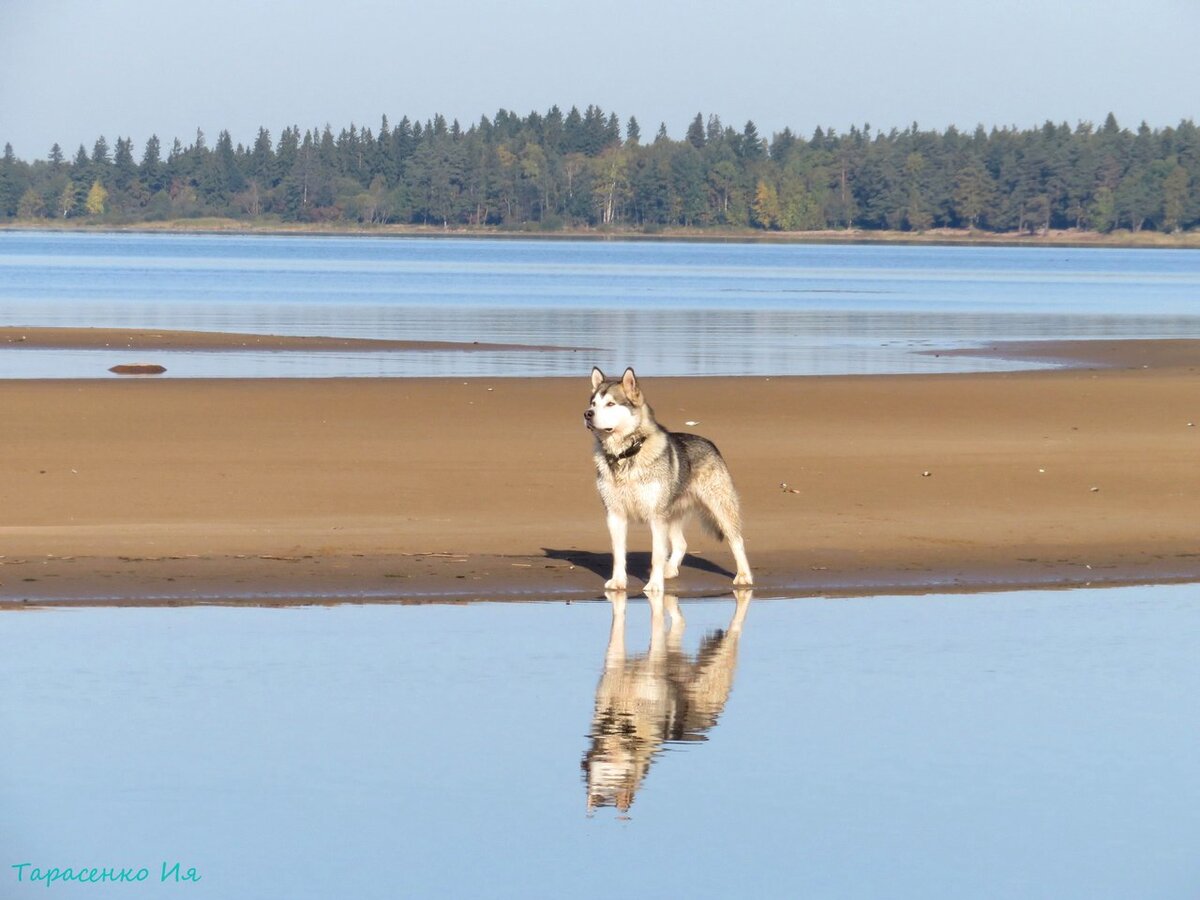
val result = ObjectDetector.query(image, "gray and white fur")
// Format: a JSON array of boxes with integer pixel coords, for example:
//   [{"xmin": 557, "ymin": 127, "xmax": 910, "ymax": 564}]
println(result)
[{"xmin": 584, "ymin": 367, "xmax": 753, "ymax": 593}]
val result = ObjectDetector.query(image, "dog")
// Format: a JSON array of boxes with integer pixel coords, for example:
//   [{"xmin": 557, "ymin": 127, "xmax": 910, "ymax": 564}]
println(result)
[{"xmin": 584, "ymin": 367, "xmax": 752, "ymax": 593}]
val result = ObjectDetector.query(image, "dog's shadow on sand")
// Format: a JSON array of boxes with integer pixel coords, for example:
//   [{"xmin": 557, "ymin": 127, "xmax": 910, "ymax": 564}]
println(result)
[{"xmin": 542, "ymin": 548, "xmax": 734, "ymax": 582}]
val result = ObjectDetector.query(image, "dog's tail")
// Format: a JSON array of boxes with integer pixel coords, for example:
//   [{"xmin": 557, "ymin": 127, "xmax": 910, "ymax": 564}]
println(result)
[{"xmin": 694, "ymin": 506, "xmax": 726, "ymax": 543}]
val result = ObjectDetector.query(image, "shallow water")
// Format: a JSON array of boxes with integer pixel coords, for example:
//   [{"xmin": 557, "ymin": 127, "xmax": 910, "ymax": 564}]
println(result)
[
  {"xmin": 2, "ymin": 232, "xmax": 1199, "ymax": 377},
  {"xmin": 3, "ymin": 583, "xmax": 1198, "ymax": 899}
]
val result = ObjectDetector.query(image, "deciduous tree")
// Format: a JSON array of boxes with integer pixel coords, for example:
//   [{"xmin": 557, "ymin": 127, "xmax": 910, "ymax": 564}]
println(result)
[
  {"xmin": 85, "ymin": 179, "xmax": 108, "ymax": 216},
  {"xmin": 750, "ymin": 178, "xmax": 780, "ymax": 229}
]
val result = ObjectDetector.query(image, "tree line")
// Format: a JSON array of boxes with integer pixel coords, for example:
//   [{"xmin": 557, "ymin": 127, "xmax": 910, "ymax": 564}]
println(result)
[{"xmin": 1, "ymin": 106, "xmax": 1197, "ymax": 234}]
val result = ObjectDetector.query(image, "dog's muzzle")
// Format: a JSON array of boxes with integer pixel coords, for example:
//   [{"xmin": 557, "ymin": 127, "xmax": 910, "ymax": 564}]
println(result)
[{"xmin": 583, "ymin": 410, "xmax": 612, "ymax": 433}]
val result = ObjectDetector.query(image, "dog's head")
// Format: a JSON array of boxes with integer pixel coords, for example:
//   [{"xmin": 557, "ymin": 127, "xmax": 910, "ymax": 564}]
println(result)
[{"xmin": 584, "ymin": 367, "xmax": 643, "ymax": 438}]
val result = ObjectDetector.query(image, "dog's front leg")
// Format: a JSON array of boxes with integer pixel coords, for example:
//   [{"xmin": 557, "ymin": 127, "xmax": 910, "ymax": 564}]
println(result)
[
  {"xmin": 605, "ymin": 511, "xmax": 628, "ymax": 590},
  {"xmin": 645, "ymin": 517, "xmax": 668, "ymax": 594}
]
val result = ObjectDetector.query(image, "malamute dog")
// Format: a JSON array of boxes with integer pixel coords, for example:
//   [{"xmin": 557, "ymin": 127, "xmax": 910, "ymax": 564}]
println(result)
[{"xmin": 584, "ymin": 367, "xmax": 752, "ymax": 593}]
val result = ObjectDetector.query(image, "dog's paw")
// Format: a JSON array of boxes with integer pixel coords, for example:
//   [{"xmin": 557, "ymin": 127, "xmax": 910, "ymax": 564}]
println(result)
[
  {"xmin": 664, "ymin": 564, "xmax": 681, "ymax": 579},
  {"xmin": 733, "ymin": 571, "xmax": 754, "ymax": 586},
  {"xmin": 605, "ymin": 576, "xmax": 627, "ymax": 591},
  {"xmin": 644, "ymin": 578, "xmax": 665, "ymax": 595}
]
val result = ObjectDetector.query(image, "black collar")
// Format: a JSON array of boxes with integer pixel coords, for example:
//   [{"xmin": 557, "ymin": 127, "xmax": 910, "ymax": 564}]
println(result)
[{"xmin": 604, "ymin": 438, "xmax": 645, "ymax": 468}]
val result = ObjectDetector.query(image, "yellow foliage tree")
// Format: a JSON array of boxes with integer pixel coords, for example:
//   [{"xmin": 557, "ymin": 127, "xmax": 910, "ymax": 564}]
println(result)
[
  {"xmin": 750, "ymin": 179, "xmax": 780, "ymax": 230},
  {"xmin": 85, "ymin": 179, "xmax": 108, "ymax": 216}
]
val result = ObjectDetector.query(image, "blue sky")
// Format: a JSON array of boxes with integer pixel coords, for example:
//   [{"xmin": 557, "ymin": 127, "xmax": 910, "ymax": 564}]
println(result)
[{"xmin": 1, "ymin": 0, "xmax": 1198, "ymax": 159}]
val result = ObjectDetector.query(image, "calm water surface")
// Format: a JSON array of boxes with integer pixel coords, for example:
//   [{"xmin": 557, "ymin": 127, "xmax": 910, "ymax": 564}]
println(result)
[
  {"xmin": 2, "ymin": 232, "xmax": 1199, "ymax": 377},
  {"xmin": 3, "ymin": 583, "xmax": 1198, "ymax": 898}
]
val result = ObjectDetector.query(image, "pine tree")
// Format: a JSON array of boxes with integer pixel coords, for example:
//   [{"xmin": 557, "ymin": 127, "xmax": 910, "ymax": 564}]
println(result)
[
  {"xmin": 625, "ymin": 116, "xmax": 641, "ymax": 146},
  {"xmin": 605, "ymin": 112, "xmax": 621, "ymax": 147},
  {"xmin": 91, "ymin": 136, "xmax": 110, "ymax": 167},
  {"xmin": 0, "ymin": 143, "xmax": 21, "ymax": 217},
  {"xmin": 141, "ymin": 135, "xmax": 164, "ymax": 192},
  {"xmin": 952, "ymin": 158, "xmax": 993, "ymax": 228},
  {"xmin": 563, "ymin": 106, "xmax": 585, "ymax": 154},
  {"xmin": 113, "ymin": 137, "xmax": 137, "ymax": 190},
  {"xmin": 739, "ymin": 121, "xmax": 765, "ymax": 160},
  {"xmin": 1162, "ymin": 163, "xmax": 1189, "ymax": 231},
  {"xmin": 248, "ymin": 128, "xmax": 274, "ymax": 184}
]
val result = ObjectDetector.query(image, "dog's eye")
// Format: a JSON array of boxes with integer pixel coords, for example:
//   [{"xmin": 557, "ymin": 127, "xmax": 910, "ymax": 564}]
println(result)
[{"xmin": 605, "ymin": 401, "xmax": 615, "ymax": 407}]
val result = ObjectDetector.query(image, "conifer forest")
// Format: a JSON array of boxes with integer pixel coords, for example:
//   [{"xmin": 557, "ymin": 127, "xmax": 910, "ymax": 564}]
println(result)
[{"xmin": 2, "ymin": 106, "xmax": 1197, "ymax": 235}]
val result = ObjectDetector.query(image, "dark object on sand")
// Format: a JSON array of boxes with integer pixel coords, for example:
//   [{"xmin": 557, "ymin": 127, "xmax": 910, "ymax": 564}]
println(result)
[{"xmin": 109, "ymin": 363, "xmax": 167, "ymax": 375}]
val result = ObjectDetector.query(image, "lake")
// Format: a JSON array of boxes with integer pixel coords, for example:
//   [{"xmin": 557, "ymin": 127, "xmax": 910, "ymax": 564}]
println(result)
[
  {"xmin": 5, "ymin": 233, "xmax": 1197, "ymax": 897},
  {"xmin": 2, "ymin": 231, "xmax": 1199, "ymax": 377},
  {"xmin": 3, "ymin": 583, "xmax": 1198, "ymax": 899}
]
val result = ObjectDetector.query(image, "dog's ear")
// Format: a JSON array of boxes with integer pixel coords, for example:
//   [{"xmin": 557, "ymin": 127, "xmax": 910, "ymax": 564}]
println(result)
[
  {"xmin": 621, "ymin": 367, "xmax": 641, "ymax": 403},
  {"xmin": 590, "ymin": 367, "xmax": 605, "ymax": 391}
]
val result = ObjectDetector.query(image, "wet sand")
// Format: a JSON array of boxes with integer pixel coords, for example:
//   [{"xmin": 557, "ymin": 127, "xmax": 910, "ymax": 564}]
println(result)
[{"xmin": 1, "ymin": 337, "xmax": 1197, "ymax": 604}]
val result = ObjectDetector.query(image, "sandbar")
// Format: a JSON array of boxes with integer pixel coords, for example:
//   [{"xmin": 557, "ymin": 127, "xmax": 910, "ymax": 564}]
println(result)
[
  {"xmin": 1, "ymin": 337, "xmax": 1197, "ymax": 605},
  {"xmin": 0, "ymin": 325, "xmax": 578, "ymax": 353}
]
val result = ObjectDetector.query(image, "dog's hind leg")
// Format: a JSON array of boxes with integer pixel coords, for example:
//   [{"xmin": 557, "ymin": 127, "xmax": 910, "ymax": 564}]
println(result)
[
  {"xmin": 729, "ymin": 534, "xmax": 753, "ymax": 586},
  {"xmin": 664, "ymin": 520, "xmax": 687, "ymax": 579},
  {"xmin": 645, "ymin": 518, "xmax": 669, "ymax": 594},
  {"xmin": 703, "ymin": 491, "xmax": 754, "ymax": 586},
  {"xmin": 605, "ymin": 511, "xmax": 629, "ymax": 591}
]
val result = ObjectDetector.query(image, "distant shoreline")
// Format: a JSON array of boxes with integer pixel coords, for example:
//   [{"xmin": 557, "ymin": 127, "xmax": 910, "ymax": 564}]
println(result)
[{"xmin": 4, "ymin": 219, "xmax": 1199, "ymax": 250}]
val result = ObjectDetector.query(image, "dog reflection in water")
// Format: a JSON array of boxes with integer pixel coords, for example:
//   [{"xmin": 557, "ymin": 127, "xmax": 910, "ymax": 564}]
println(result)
[{"xmin": 583, "ymin": 589, "xmax": 752, "ymax": 816}]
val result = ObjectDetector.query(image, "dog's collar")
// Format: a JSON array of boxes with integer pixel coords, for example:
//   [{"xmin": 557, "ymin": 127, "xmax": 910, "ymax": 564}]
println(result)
[{"xmin": 604, "ymin": 438, "xmax": 645, "ymax": 468}]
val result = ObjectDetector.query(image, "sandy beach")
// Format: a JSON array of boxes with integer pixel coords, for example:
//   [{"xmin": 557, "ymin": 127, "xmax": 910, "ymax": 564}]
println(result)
[{"xmin": 1, "ymin": 336, "xmax": 1197, "ymax": 604}]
